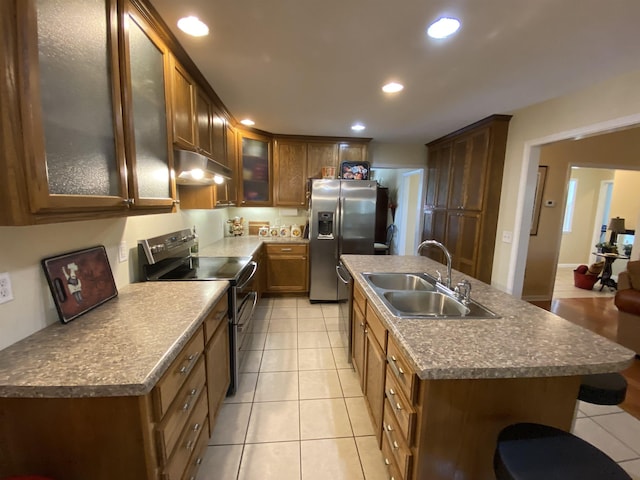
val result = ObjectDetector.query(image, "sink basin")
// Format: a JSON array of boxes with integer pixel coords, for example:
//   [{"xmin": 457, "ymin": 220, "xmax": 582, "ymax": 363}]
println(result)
[
  {"xmin": 365, "ymin": 273, "xmax": 436, "ymax": 291},
  {"xmin": 383, "ymin": 291, "xmax": 470, "ymax": 317},
  {"xmin": 362, "ymin": 271, "xmax": 499, "ymax": 319}
]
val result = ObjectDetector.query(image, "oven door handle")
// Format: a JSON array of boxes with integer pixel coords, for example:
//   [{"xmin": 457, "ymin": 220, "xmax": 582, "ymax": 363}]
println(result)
[
  {"xmin": 336, "ymin": 264, "xmax": 350, "ymax": 284},
  {"xmin": 236, "ymin": 261, "xmax": 258, "ymax": 290}
]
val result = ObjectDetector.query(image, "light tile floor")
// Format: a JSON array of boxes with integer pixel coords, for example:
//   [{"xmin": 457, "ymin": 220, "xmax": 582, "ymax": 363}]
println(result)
[{"xmin": 196, "ymin": 297, "xmax": 640, "ymax": 480}]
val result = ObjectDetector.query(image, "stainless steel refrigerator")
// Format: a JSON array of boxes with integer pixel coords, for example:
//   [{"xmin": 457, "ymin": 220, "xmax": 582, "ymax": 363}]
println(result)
[{"xmin": 309, "ymin": 179, "xmax": 377, "ymax": 302}]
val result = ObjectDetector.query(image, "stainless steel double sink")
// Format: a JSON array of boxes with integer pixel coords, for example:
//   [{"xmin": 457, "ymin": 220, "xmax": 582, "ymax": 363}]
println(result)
[{"xmin": 362, "ymin": 272, "xmax": 499, "ymax": 319}]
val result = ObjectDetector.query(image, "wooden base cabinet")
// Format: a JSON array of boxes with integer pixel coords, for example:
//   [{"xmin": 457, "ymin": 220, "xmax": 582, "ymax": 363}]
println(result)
[
  {"xmin": 264, "ymin": 243, "xmax": 309, "ymax": 293},
  {"xmin": 0, "ymin": 293, "xmax": 235, "ymax": 480},
  {"xmin": 203, "ymin": 293, "xmax": 230, "ymax": 435},
  {"xmin": 381, "ymin": 335, "xmax": 581, "ymax": 480},
  {"xmin": 351, "ymin": 283, "xmax": 388, "ymax": 445}
]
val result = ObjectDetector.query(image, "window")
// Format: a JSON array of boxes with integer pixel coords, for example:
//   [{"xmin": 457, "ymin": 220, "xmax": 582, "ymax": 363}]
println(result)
[{"xmin": 563, "ymin": 179, "xmax": 578, "ymax": 233}]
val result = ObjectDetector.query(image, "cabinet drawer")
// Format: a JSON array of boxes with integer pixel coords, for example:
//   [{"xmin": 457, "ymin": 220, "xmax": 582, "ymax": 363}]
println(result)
[
  {"xmin": 157, "ymin": 357, "xmax": 207, "ymax": 462},
  {"xmin": 385, "ymin": 365, "xmax": 416, "ymax": 445},
  {"xmin": 381, "ymin": 435, "xmax": 405, "ymax": 480},
  {"xmin": 387, "ymin": 336, "xmax": 417, "ymax": 404},
  {"xmin": 382, "ymin": 401, "xmax": 412, "ymax": 480},
  {"xmin": 154, "ymin": 328, "xmax": 205, "ymax": 420},
  {"xmin": 366, "ymin": 304, "xmax": 387, "ymax": 352},
  {"xmin": 181, "ymin": 420, "xmax": 209, "ymax": 480},
  {"xmin": 162, "ymin": 391, "xmax": 208, "ymax": 480},
  {"xmin": 204, "ymin": 293, "xmax": 228, "ymax": 344},
  {"xmin": 353, "ymin": 282, "xmax": 366, "ymax": 316},
  {"xmin": 265, "ymin": 243, "xmax": 307, "ymax": 255}
]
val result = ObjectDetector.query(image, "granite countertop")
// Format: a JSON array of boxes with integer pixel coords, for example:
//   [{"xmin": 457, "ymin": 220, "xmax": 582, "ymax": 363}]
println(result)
[
  {"xmin": 341, "ymin": 255, "xmax": 635, "ymax": 381},
  {"xmin": 199, "ymin": 235, "xmax": 308, "ymax": 258},
  {"xmin": 0, "ymin": 282, "xmax": 228, "ymax": 398}
]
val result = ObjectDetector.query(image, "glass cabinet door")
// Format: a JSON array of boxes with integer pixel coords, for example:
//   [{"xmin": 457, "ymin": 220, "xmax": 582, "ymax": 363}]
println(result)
[
  {"xmin": 239, "ymin": 131, "xmax": 271, "ymax": 206},
  {"xmin": 122, "ymin": 3, "xmax": 175, "ymax": 207},
  {"xmin": 26, "ymin": 0, "xmax": 128, "ymax": 212}
]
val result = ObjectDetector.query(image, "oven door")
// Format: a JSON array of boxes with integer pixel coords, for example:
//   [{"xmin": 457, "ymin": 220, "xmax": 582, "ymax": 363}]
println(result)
[{"xmin": 229, "ymin": 261, "xmax": 258, "ymax": 394}]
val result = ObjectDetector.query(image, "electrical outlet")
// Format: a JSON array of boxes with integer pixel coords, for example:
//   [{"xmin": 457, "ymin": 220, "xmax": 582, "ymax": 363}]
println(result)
[
  {"xmin": 502, "ymin": 231, "xmax": 513, "ymax": 244},
  {"xmin": 0, "ymin": 272, "xmax": 14, "ymax": 304}
]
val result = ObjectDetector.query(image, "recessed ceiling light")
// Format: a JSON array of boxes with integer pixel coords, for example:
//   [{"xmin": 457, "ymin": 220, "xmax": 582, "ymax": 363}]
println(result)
[
  {"xmin": 240, "ymin": 119, "xmax": 255, "ymax": 126},
  {"xmin": 382, "ymin": 82, "xmax": 404, "ymax": 93},
  {"xmin": 427, "ymin": 17, "xmax": 461, "ymax": 39},
  {"xmin": 177, "ymin": 16, "xmax": 209, "ymax": 37},
  {"xmin": 351, "ymin": 124, "xmax": 366, "ymax": 132}
]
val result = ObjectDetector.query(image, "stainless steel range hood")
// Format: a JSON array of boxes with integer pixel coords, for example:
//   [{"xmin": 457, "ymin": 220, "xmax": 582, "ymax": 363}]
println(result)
[{"xmin": 174, "ymin": 149, "xmax": 232, "ymax": 185}]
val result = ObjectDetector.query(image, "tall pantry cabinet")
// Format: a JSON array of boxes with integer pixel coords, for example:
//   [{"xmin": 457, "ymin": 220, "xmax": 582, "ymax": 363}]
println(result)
[{"xmin": 422, "ymin": 115, "xmax": 511, "ymax": 284}]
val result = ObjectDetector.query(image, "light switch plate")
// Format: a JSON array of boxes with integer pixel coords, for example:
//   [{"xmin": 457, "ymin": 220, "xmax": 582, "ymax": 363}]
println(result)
[{"xmin": 118, "ymin": 241, "xmax": 128, "ymax": 263}]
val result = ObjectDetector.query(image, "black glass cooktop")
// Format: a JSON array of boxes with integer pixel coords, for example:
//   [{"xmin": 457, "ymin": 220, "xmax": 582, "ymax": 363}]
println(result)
[{"xmin": 158, "ymin": 256, "xmax": 252, "ymax": 281}]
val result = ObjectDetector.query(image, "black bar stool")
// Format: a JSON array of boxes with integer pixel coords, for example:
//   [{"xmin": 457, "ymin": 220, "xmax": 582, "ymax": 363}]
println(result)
[
  {"xmin": 494, "ymin": 422, "xmax": 631, "ymax": 480},
  {"xmin": 578, "ymin": 372, "xmax": 627, "ymax": 405}
]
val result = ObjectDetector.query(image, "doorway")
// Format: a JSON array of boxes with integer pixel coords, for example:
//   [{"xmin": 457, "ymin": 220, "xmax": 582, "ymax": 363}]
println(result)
[
  {"xmin": 371, "ymin": 167, "xmax": 425, "ymax": 255},
  {"xmin": 511, "ymin": 119, "xmax": 640, "ymax": 299}
]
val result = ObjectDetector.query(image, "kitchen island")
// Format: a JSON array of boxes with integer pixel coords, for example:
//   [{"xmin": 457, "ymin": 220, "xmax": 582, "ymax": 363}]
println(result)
[{"xmin": 341, "ymin": 254, "xmax": 634, "ymax": 480}]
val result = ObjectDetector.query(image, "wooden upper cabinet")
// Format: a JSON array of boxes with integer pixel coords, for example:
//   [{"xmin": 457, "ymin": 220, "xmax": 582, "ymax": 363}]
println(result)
[
  {"xmin": 121, "ymin": 2, "xmax": 175, "ymax": 208},
  {"xmin": 338, "ymin": 142, "xmax": 368, "ymax": 164},
  {"xmin": 212, "ymin": 108, "xmax": 226, "ymax": 164},
  {"xmin": 447, "ymin": 128, "xmax": 490, "ymax": 211},
  {"xmin": 195, "ymin": 88, "xmax": 214, "ymax": 157},
  {"xmin": 171, "ymin": 59, "xmax": 197, "ymax": 149},
  {"xmin": 307, "ymin": 142, "xmax": 339, "ymax": 179},
  {"xmin": 2, "ymin": 0, "xmax": 130, "ymax": 222},
  {"xmin": 0, "ymin": 0, "xmax": 179, "ymax": 224},
  {"xmin": 238, "ymin": 130, "xmax": 272, "ymax": 206},
  {"xmin": 425, "ymin": 143, "xmax": 452, "ymax": 209},
  {"xmin": 274, "ymin": 140, "xmax": 307, "ymax": 207}
]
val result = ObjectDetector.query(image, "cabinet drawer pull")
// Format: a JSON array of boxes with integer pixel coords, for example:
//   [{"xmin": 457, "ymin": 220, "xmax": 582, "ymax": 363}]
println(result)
[
  {"xmin": 388, "ymin": 388, "xmax": 396, "ymax": 396},
  {"xmin": 384, "ymin": 458, "xmax": 390, "ymax": 466},
  {"xmin": 186, "ymin": 440, "xmax": 195, "ymax": 451},
  {"xmin": 395, "ymin": 402, "xmax": 402, "ymax": 411},
  {"xmin": 192, "ymin": 422, "xmax": 201, "ymax": 432},
  {"xmin": 179, "ymin": 353, "xmax": 198, "ymax": 375},
  {"xmin": 196, "ymin": 457, "xmax": 203, "ymax": 466},
  {"xmin": 182, "ymin": 388, "xmax": 199, "ymax": 411},
  {"xmin": 384, "ymin": 420, "xmax": 401, "ymax": 451},
  {"xmin": 281, "ymin": 248, "xmax": 292, "ymax": 252},
  {"xmin": 388, "ymin": 356, "xmax": 404, "ymax": 379}
]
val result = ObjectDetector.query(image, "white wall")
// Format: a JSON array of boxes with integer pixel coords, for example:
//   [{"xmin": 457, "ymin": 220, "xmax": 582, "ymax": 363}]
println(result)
[
  {"xmin": 492, "ymin": 68, "xmax": 640, "ymax": 295},
  {"xmin": 0, "ymin": 208, "xmax": 228, "ymax": 350}
]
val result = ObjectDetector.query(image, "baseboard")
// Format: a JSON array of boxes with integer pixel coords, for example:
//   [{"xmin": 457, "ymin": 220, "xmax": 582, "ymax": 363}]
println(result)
[{"xmin": 558, "ymin": 263, "xmax": 581, "ymax": 269}]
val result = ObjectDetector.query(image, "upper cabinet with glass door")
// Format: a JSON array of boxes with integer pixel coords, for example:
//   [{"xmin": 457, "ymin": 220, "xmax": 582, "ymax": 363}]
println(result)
[
  {"xmin": 121, "ymin": 1, "xmax": 175, "ymax": 208},
  {"xmin": 5, "ymin": 0, "xmax": 129, "ymax": 221},
  {"xmin": 238, "ymin": 130, "xmax": 272, "ymax": 206},
  {"xmin": 0, "ymin": 0, "xmax": 174, "ymax": 225}
]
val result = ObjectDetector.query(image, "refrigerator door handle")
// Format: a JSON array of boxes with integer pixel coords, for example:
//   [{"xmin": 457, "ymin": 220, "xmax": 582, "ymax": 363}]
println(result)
[{"xmin": 337, "ymin": 195, "xmax": 343, "ymax": 257}]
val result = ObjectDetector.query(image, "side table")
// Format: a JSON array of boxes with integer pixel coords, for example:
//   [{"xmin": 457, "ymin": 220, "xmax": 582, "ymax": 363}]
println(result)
[{"xmin": 592, "ymin": 252, "xmax": 630, "ymax": 290}]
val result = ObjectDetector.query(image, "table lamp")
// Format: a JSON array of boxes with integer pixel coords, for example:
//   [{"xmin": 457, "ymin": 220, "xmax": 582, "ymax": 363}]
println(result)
[{"xmin": 608, "ymin": 217, "xmax": 626, "ymax": 245}]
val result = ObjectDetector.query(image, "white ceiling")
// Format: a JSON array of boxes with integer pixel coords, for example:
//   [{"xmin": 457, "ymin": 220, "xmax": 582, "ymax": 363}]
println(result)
[{"xmin": 149, "ymin": 0, "xmax": 640, "ymax": 144}]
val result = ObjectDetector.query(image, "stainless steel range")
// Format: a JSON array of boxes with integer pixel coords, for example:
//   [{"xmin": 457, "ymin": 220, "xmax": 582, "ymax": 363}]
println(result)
[{"xmin": 138, "ymin": 229, "xmax": 257, "ymax": 395}]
